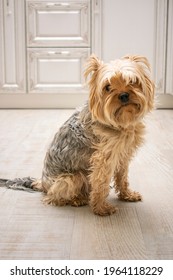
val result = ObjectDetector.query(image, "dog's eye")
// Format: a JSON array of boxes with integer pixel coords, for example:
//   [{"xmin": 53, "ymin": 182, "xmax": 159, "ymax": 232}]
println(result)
[{"xmin": 105, "ymin": 84, "xmax": 111, "ymax": 92}]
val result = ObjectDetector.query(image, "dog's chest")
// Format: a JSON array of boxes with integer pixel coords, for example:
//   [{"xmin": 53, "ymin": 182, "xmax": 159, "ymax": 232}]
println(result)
[{"xmin": 95, "ymin": 123, "xmax": 144, "ymax": 157}]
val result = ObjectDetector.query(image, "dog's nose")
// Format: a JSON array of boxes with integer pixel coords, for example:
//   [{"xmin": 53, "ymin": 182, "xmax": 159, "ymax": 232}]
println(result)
[{"xmin": 118, "ymin": 92, "xmax": 129, "ymax": 103}]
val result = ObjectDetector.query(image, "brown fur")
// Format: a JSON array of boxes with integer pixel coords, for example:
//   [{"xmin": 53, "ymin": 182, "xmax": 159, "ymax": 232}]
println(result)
[{"xmin": 37, "ymin": 54, "xmax": 155, "ymax": 216}]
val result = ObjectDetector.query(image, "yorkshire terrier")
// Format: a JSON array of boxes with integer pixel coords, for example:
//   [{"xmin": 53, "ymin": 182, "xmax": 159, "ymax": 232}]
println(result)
[{"xmin": 1, "ymin": 55, "xmax": 155, "ymax": 216}]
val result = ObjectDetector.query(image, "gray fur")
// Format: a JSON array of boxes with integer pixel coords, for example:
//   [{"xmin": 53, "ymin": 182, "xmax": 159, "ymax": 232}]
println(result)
[
  {"xmin": 0, "ymin": 177, "xmax": 37, "ymax": 192},
  {"xmin": 42, "ymin": 103, "xmax": 97, "ymax": 190}
]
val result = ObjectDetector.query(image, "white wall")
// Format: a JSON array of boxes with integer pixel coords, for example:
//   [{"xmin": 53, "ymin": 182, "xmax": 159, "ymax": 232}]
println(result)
[{"xmin": 102, "ymin": 0, "xmax": 156, "ymax": 74}]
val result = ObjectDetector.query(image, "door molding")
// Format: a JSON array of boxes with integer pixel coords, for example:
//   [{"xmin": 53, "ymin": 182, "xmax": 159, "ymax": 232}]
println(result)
[
  {"xmin": 0, "ymin": 0, "xmax": 26, "ymax": 94},
  {"xmin": 154, "ymin": 0, "xmax": 168, "ymax": 94},
  {"xmin": 166, "ymin": 0, "xmax": 173, "ymax": 94}
]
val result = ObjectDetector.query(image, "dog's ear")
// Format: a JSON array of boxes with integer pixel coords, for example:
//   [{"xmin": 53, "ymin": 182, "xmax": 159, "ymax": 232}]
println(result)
[
  {"xmin": 84, "ymin": 54, "xmax": 102, "ymax": 79},
  {"xmin": 123, "ymin": 55, "xmax": 151, "ymax": 72}
]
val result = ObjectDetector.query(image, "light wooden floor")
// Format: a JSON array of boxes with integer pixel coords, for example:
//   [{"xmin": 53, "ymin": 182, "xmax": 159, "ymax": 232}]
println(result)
[{"xmin": 0, "ymin": 109, "xmax": 173, "ymax": 260}]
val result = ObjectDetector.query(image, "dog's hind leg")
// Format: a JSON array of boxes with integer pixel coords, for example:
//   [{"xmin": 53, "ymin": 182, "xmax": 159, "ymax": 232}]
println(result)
[{"xmin": 43, "ymin": 172, "xmax": 90, "ymax": 207}]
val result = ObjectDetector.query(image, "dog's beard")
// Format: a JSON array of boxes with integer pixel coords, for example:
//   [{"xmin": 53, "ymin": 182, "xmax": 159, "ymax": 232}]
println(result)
[
  {"xmin": 114, "ymin": 103, "xmax": 140, "ymax": 125},
  {"xmin": 103, "ymin": 91, "xmax": 146, "ymax": 127}
]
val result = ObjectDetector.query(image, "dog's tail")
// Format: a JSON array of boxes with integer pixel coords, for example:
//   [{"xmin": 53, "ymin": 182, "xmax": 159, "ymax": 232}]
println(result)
[{"xmin": 0, "ymin": 177, "xmax": 42, "ymax": 193}]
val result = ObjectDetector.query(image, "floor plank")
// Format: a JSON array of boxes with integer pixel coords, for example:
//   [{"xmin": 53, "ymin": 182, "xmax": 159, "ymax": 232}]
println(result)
[{"xmin": 0, "ymin": 109, "xmax": 173, "ymax": 259}]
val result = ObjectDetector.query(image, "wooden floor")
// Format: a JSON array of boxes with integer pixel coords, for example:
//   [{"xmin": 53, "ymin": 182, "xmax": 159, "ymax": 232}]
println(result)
[{"xmin": 0, "ymin": 109, "xmax": 173, "ymax": 260}]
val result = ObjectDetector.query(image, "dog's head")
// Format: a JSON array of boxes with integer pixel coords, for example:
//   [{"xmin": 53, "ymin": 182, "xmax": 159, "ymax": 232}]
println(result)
[{"xmin": 85, "ymin": 54, "xmax": 155, "ymax": 127}]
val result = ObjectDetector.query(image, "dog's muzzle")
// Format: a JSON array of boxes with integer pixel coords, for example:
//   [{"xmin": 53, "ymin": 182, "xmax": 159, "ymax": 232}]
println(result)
[{"xmin": 118, "ymin": 92, "xmax": 129, "ymax": 104}]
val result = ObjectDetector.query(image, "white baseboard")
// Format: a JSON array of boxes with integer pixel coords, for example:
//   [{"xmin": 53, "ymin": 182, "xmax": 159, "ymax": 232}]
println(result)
[
  {"xmin": 0, "ymin": 93, "xmax": 88, "ymax": 109},
  {"xmin": 156, "ymin": 94, "xmax": 173, "ymax": 108}
]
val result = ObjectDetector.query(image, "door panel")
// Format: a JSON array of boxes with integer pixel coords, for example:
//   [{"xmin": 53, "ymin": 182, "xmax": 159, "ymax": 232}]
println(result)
[
  {"xmin": 26, "ymin": 1, "xmax": 90, "ymax": 47},
  {"xmin": 28, "ymin": 48, "xmax": 90, "ymax": 93}
]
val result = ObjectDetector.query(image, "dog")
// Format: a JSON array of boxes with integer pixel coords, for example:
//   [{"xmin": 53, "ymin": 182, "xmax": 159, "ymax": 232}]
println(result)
[{"xmin": 1, "ymin": 54, "xmax": 155, "ymax": 216}]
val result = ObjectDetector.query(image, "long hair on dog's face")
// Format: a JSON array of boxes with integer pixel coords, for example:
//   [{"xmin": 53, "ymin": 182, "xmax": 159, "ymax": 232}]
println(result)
[{"xmin": 84, "ymin": 54, "xmax": 155, "ymax": 127}]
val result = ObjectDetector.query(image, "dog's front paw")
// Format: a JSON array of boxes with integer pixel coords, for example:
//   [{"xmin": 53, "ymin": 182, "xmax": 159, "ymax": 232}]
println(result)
[
  {"xmin": 118, "ymin": 190, "xmax": 142, "ymax": 202},
  {"xmin": 91, "ymin": 202, "xmax": 118, "ymax": 216}
]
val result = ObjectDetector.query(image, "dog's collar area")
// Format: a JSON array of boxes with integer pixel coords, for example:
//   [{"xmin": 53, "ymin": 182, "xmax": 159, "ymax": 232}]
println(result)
[{"xmin": 94, "ymin": 120, "xmax": 129, "ymax": 133}]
